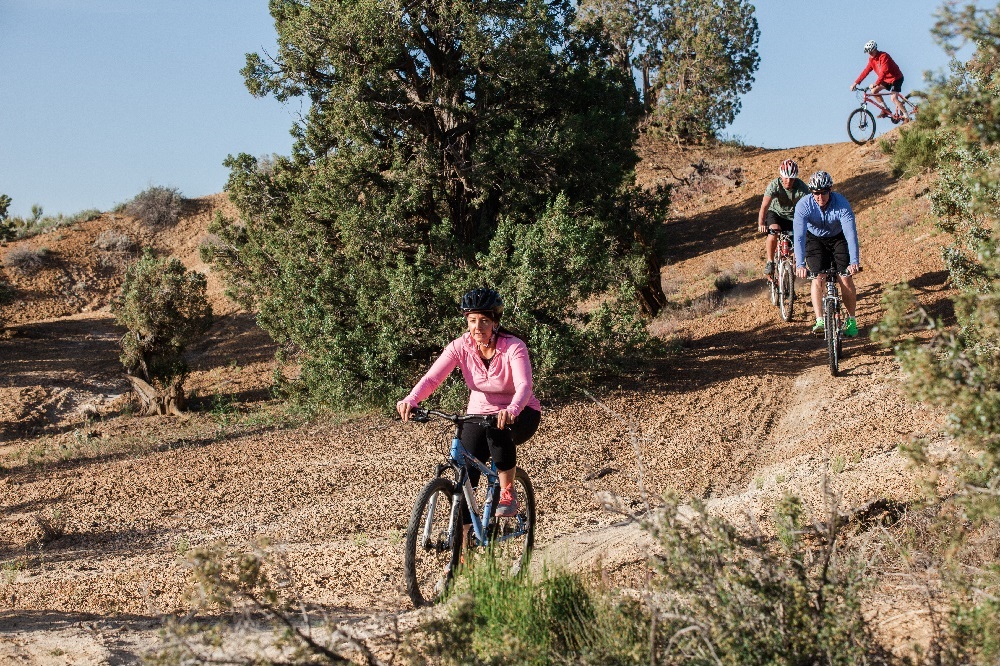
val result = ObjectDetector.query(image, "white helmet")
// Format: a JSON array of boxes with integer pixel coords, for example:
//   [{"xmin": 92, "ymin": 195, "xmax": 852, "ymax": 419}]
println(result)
[
  {"xmin": 779, "ymin": 159, "xmax": 798, "ymax": 178},
  {"xmin": 864, "ymin": 40, "xmax": 877, "ymax": 54},
  {"xmin": 808, "ymin": 171, "xmax": 833, "ymax": 192}
]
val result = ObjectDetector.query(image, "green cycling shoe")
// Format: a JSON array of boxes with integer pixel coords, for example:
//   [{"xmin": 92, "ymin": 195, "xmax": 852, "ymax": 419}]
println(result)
[{"xmin": 843, "ymin": 316, "xmax": 858, "ymax": 338}]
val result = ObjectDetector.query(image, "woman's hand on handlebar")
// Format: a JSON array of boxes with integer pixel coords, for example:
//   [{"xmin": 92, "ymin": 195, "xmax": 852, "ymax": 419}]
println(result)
[
  {"xmin": 396, "ymin": 400, "xmax": 412, "ymax": 422},
  {"xmin": 495, "ymin": 409, "xmax": 515, "ymax": 429}
]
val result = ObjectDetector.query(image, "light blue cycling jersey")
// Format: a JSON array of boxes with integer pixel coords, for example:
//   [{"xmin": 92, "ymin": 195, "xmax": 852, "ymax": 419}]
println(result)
[{"xmin": 793, "ymin": 191, "xmax": 860, "ymax": 268}]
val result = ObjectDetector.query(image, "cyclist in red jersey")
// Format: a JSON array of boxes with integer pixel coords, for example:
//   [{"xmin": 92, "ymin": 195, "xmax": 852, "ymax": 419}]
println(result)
[{"xmin": 850, "ymin": 40, "xmax": 905, "ymax": 120}]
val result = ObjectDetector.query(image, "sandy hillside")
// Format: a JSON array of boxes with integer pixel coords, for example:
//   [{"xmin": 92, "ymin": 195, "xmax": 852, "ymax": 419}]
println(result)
[{"xmin": 0, "ymin": 131, "xmax": 955, "ymax": 663}]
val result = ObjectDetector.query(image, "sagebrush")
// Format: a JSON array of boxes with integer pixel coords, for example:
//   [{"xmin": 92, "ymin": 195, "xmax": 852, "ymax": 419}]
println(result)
[{"xmin": 126, "ymin": 185, "xmax": 183, "ymax": 227}]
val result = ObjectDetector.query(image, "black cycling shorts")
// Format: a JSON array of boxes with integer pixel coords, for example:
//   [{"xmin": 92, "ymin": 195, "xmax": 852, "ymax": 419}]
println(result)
[
  {"xmin": 765, "ymin": 210, "xmax": 793, "ymax": 232},
  {"xmin": 880, "ymin": 77, "xmax": 903, "ymax": 93},
  {"xmin": 805, "ymin": 232, "xmax": 851, "ymax": 276}
]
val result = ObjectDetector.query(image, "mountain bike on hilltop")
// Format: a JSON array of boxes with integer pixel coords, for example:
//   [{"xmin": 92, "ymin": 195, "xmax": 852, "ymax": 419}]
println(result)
[
  {"xmin": 847, "ymin": 89, "xmax": 919, "ymax": 145},
  {"xmin": 767, "ymin": 228, "xmax": 796, "ymax": 322},
  {"xmin": 402, "ymin": 408, "xmax": 535, "ymax": 607},
  {"xmin": 814, "ymin": 265, "xmax": 862, "ymax": 376}
]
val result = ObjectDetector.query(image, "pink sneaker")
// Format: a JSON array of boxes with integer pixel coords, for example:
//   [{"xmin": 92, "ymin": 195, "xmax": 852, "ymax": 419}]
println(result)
[{"xmin": 496, "ymin": 484, "xmax": 518, "ymax": 517}]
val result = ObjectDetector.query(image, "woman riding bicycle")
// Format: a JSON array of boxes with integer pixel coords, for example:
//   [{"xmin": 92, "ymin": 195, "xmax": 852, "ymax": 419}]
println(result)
[{"xmin": 397, "ymin": 287, "xmax": 542, "ymax": 518}]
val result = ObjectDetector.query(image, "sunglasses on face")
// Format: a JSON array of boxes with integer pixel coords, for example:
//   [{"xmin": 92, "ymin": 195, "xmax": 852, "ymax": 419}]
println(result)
[{"xmin": 811, "ymin": 188, "xmax": 831, "ymax": 195}]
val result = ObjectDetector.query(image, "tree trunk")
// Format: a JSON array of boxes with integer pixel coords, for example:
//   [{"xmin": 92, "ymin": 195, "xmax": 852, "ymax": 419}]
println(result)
[
  {"xmin": 127, "ymin": 375, "xmax": 186, "ymax": 416},
  {"xmin": 636, "ymin": 231, "xmax": 667, "ymax": 317}
]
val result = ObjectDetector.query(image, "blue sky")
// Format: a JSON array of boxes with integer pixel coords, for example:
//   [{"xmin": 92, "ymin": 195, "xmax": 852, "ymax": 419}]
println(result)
[{"xmin": 0, "ymin": 1, "xmax": 962, "ymax": 218}]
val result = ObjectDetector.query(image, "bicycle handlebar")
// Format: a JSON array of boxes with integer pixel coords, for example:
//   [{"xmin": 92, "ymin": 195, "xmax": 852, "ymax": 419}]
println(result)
[
  {"xmin": 813, "ymin": 266, "xmax": 863, "ymax": 277},
  {"xmin": 407, "ymin": 407, "xmax": 498, "ymax": 428}
]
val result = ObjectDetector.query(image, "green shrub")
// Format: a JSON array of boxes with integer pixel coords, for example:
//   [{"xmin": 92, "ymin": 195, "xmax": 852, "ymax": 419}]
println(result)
[
  {"xmin": 0, "ymin": 194, "xmax": 12, "ymax": 242},
  {"xmin": 869, "ymin": 7, "xmax": 1000, "ymax": 662},
  {"xmin": 126, "ymin": 185, "xmax": 183, "ymax": 227},
  {"xmin": 647, "ymin": 495, "xmax": 886, "ymax": 665},
  {"xmin": 2, "ymin": 208, "xmax": 101, "ymax": 241},
  {"xmin": 883, "ymin": 123, "xmax": 942, "ymax": 178},
  {"xmin": 410, "ymin": 557, "xmax": 649, "ymax": 666},
  {"xmin": 111, "ymin": 251, "xmax": 212, "ymax": 388}
]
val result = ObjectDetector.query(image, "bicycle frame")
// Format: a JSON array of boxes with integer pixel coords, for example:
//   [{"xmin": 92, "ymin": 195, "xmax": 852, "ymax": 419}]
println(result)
[
  {"xmin": 822, "ymin": 273, "xmax": 842, "ymax": 336},
  {"xmin": 448, "ymin": 437, "xmax": 507, "ymax": 546},
  {"xmin": 771, "ymin": 229, "xmax": 794, "ymax": 261},
  {"xmin": 417, "ymin": 411, "xmax": 528, "ymax": 549},
  {"xmin": 858, "ymin": 89, "xmax": 917, "ymax": 120}
]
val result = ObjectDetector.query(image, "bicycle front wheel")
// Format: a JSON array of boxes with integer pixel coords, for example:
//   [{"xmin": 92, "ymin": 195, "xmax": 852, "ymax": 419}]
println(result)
[
  {"xmin": 847, "ymin": 108, "xmax": 876, "ymax": 145},
  {"xmin": 487, "ymin": 467, "xmax": 535, "ymax": 576},
  {"xmin": 778, "ymin": 262, "xmax": 795, "ymax": 322},
  {"xmin": 825, "ymin": 299, "xmax": 839, "ymax": 376},
  {"xmin": 769, "ymin": 273, "xmax": 778, "ymax": 305},
  {"xmin": 403, "ymin": 477, "xmax": 462, "ymax": 607}
]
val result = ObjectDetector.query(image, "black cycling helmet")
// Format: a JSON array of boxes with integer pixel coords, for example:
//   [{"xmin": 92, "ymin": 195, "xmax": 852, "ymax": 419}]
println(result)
[{"xmin": 460, "ymin": 287, "xmax": 504, "ymax": 319}]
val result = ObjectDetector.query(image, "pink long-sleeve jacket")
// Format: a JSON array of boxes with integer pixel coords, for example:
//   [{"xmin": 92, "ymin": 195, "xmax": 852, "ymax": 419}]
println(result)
[{"xmin": 402, "ymin": 333, "xmax": 542, "ymax": 418}]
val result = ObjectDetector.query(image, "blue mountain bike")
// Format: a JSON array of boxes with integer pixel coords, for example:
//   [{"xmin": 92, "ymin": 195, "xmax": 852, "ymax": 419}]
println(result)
[{"xmin": 402, "ymin": 408, "xmax": 536, "ymax": 607}]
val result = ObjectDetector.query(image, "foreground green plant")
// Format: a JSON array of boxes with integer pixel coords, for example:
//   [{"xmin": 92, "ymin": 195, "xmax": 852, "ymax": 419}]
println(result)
[
  {"xmin": 870, "ymin": 5, "xmax": 1000, "ymax": 663},
  {"xmin": 409, "ymin": 556, "xmax": 648, "ymax": 666},
  {"xmin": 647, "ymin": 494, "xmax": 887, "ymax": 666}
]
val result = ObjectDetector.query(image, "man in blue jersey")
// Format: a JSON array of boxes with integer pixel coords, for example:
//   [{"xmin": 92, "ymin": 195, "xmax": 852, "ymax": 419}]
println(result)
[{"xmin": 793, "ymin": 171, "xmax": 861, "ymax": 337}]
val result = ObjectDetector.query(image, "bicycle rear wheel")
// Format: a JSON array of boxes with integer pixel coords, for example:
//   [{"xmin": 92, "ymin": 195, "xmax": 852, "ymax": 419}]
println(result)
[
  {"xmin": 847, "ymin": 108, "xmax": 876, "ymax": 145},
  {"xmin": 403, "ymin": 477, "xmax": 462, "ymax": 607},
  {"xmin": 778, "ymin": 262, "xmax": 795, "ymax": 322},
  {"xmin": 486, "ymin": 467, "xmax": 535, "ymax": 576},
  {"xmin": 825, "ymin": 299, "xmax": 839, "ymax": 376}
]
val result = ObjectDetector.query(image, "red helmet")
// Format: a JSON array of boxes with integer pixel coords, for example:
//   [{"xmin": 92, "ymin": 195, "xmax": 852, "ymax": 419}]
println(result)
[{"xmin": 779, "ymin": 159, "xmax": 798, "ymax": 178}]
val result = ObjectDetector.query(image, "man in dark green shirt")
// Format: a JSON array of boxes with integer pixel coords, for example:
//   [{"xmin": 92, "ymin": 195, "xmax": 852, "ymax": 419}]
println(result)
[{"xmin": 758, "ymin": 159, "xmax": 810, "ymax": 277}]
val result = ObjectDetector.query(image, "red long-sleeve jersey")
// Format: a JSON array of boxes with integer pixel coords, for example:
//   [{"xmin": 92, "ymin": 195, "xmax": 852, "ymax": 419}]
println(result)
[{"xmin": 855, "ymin": 51, "xmax": 903, "ymax": 87}]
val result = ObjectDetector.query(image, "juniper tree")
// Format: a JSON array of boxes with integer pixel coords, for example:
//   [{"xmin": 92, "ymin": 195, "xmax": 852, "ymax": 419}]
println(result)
[
  {"xmin": 208, "ymin": 0, "xmax": 668, "ymax": 410},
  {"xmin": 112, "ymin": 252, "xmax": 213, "ymax": 415},
  {"xmin": 0, "ymin": 194, "xmax": 13, "ymax": 242},
  {"xmin": 874, "ymin": 6, "xmax": 1000, "ymax": 661},
  {"xmin": 578, "ymin": 0, "xmax": 760, "ymax": 140}
]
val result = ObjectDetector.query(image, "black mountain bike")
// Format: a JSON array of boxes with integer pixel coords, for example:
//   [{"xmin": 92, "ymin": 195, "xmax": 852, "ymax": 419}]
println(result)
[
  {"xmin": 815, "ymin": 266, "xmax": 861, "ymax": 376},
  {"xmin": 402, "ymin": 408, "xmax": 535, "ymax": 607}
]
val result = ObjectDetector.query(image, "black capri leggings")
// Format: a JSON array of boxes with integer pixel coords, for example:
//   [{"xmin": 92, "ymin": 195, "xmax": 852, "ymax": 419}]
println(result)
[
  {"xmin": 460, "ymin": 406, "xmax": 541, "ymax": 521},
  {"xmin": 461, "ymin": 406, "xmax": 541, "ymax": 485}
]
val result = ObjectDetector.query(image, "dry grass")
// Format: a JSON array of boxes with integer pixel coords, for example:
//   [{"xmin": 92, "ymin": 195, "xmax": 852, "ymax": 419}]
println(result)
[
  {"xmin": 3, "ymin": 246, "xmax": 49, "ymax": 275},
  {"xmin": 34, "ymin": 508, "xmax": 68, "ymax": 545},
  {"xmin": 93, "ymin": 229, "xmax": 136, "ymax": 253}
]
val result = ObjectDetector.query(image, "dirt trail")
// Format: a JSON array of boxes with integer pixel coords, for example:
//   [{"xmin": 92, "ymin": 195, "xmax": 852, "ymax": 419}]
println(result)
[{"xmin": 0, "ymin": 134, "xmax": 953, "ymax": 662}]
